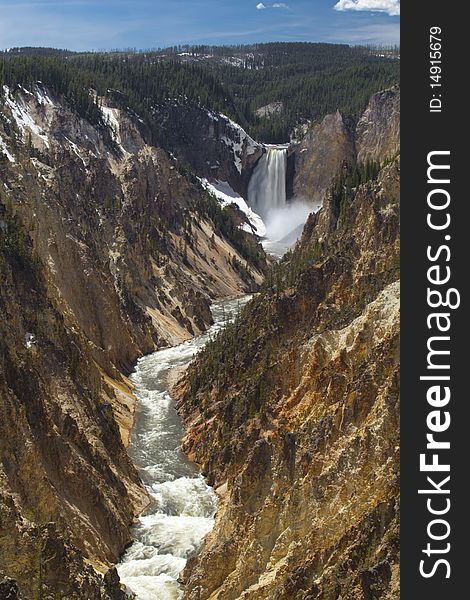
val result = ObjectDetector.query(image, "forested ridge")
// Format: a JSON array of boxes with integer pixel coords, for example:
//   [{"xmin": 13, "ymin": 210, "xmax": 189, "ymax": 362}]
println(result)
[{"xmin": 0, "ymin": 42, "xmax": 399, "ymax": 143}]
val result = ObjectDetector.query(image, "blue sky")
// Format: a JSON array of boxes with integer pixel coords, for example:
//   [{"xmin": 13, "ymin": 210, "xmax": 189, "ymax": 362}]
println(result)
[{"xmin": 0, "ymin": 0, "xmax": 400, "ymax": 51}]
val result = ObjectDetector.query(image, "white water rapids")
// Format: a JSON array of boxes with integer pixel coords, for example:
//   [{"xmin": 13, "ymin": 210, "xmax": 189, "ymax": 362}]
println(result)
[{"xmin": 117, "ymin": 296, "xmax": 251, "ymax": 600}]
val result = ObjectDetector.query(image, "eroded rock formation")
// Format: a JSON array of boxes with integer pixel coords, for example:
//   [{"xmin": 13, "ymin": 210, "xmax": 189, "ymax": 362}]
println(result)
[
  {"xmin": 0, "ymin": 85, "xmax": 266, "ymax": 598},
  {"xmin": 174, "ymin": 91, "xmax": 400, "ymax": 600},
  {"xmin": 290, "ymin": 87, "xmax": 399, "ymax": 208}
]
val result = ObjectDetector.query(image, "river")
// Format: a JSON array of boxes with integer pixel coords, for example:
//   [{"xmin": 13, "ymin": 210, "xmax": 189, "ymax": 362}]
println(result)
[{"xmin": 117, "ymin": 295, "xmax": 251, "ymax": 600}]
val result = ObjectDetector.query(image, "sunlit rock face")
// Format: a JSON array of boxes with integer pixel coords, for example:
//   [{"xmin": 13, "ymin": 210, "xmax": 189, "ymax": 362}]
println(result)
[
  {"xmin": 356, "ymin": 87, "xmax": 400, "ymax": 164},
  {"xmin": 174, "ymin": 90, "xmax": 400, "ymax": 600},
  {"xmin": 290, "ymin": 110, "xmax": 356, "ymax": 207},
  {"xmin": 289, "ymin": 87, "xmax": 400, "ymax": 208},
  {"xmin": 0, "ymin": 85, "xmax": 267, "ymax": 598}
]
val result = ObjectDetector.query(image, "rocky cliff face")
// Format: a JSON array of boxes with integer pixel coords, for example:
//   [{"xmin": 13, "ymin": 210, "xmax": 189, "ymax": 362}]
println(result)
[
  {"xmin": 290, "ymin": 87, "xmax": 399, "ymax": 207},
  {"xmin": 356, "ymin": 88, "xmax": 400, "ymax": 164},
  {"xmin": 0, "ymin": 196, "xmax": 145, "ymax": 598},
  {"xmin": 0, "ymin": 85, "xmax": 267, "ymax": 598},
  {"xmin": 150, "ymin": 103, "xmax": 264, "ymax": 198},
  {"xmin": 145, "ymin": 88, "xmax": 399, "ymax": 218},
  {"xmin": 174, "ymin": 94, "xmax": 400, "ymax": 599},
  {"xmin": 290, "ymin": 111, "xmax": 355, "ymax": 206}
]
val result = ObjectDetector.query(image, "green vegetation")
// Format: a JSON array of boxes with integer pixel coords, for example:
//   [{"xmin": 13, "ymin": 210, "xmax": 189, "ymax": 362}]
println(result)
[
  {"xmin": 193, "ymin": 190, "xmax": 266, "ymax": 272},
  {"xmin": 186, "ymin": 156, "xmax": 394, "ymax": 413},
  {"xmin": 1, "ymin": 43, "xmax": 399, "ymax": 143},
  {"xmin": 331, "ymin": 159, "xmax": 381, "ymax": 221},
  {"xmin": 205, "ymin": 43, "xmax": 400, "ymax": 142},
  {"xmin": 0, "ymin": 201, "xmax": 39, "ymax": 274}
]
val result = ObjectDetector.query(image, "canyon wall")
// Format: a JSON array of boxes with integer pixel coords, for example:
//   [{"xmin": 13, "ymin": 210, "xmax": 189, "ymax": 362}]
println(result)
[
  {"xmin": 0, "ymin": 85, "xmax": 266, "ymax": 598},
  {"xmin": 290, "ymin": 86, "xmax": 399, "ymax": 207},
  {"xmin": 150, "ymin": 103, "xmax": 264, "ymax": 198},
  {"xmin": 175, "ymin": 88, "xmax": 400, "ymax": 600}
]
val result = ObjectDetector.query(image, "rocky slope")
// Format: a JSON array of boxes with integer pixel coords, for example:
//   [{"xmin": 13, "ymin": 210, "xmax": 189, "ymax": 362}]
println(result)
[
  {"xmin": 0, "ymin": 84, "xmax": 267, "ymax": 598},
  {"xmin": 289, "ymin": 86, "xmax": 399, "ymax": 206},
  {"xmin": 289, "ymin": 111, "xmax": 355, "ymax": 205},
  {"xmin": 152, "ymin": 88, "xmax": 399, "ymax": 218},
  {"xmin": 174, "ymin": 92, "xmax": 400, "ymax": 599},
  {"xmin": 356, "ymin": 88, "xmax": 400, "ymax": 165},
  {"xmin": 150, "ymin": 103, "xmax": 264, "ymax": 198}
]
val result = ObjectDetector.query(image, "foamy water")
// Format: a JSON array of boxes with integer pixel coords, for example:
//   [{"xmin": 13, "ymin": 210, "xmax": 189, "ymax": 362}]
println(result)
[{"xmin": 117, "ymin": 297, "xmax": 251, "ymax": 599}]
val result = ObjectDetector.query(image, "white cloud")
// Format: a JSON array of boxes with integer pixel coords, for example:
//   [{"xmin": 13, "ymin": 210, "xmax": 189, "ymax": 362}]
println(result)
[
  {"xmin": 334, "ymin": 0, "xmax": 400, "ymax": 17},
  {"xmin": 256, "ymin": 2, "xmax": 289, "ymax": 9}
]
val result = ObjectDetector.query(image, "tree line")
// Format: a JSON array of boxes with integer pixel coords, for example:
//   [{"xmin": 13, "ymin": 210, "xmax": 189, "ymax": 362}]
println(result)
[{"xmin": 0, "ymin": 42, "xmax": 399, "ymax": 144}]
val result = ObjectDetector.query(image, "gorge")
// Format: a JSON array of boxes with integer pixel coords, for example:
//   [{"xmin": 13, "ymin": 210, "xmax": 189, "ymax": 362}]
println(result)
[
  {"xmin": 115, "ymin": 143, "xmax": 300, "ymax": 600},
  {"xmin": 0, "ymin": 80, "xmax": 266, "ymax": 600},
  {"xmin": 0, "ymin": 45, "xmax": 400, "ymax": 600},
  {"xmin": 116, "ymin": 297, "xmax": 251, "ymax": 599}
]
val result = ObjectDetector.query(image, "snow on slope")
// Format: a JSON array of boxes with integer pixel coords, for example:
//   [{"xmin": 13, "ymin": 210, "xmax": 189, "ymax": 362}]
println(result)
[
  {"xmin": 101, "ymin": 105, "xmax": 130, "ymax": 155},
  {"xmin": 0, "ymin": 134, "xmax": 15, "ymax": 162},
  {"xmin": 3, "ymin": 85, "xmax": 51, "ymax": 148},
  {"xmin": 101, "ymin": 99, "xmax": 129, "ymax": 155},
  {"xmin": 35, "ymin": 86, "xmax": 54, "ymax": 106},
  {"xmin": 218, "ymin": 113, "xmax": 259, "ymax": 174},
  {"xmin": 200, "ymin": 179, "xmax": 266, "ymax": 238},
  {"xmin": 101, "ymin": 106, "xmax": 121, "ymax": 136}
]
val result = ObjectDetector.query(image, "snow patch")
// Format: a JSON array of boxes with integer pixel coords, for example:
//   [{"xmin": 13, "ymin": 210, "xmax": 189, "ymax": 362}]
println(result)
[
  {"xmin": 218, "ymin": 113, "xmax": 259, "ymax": 173},
  {"xmin": 101, "ymin": 104, "xmax": 129, "ymax": 155},
  {"xmin": 222, "ymin": 57, "xmax": 245, "ymax": 68},
  {"xmin": 3, "ymin": 85, "xmax": 50, "ymax": 148},
  {"xmin": 25, "ymin": 332, "xmax": 36, "ymax": 349},
  {"xmin": 63, "ymin": 136, "xmax": 87, "ymax": 167},
  {"xmin": 101, "ymin": 106, "xmax": 121, "ymax": 137},
  {"xmin": 35, "ymin": 86, "xmax": 53, "ymax": 106},
  {"xmin": 19, "ymin": 85, "xmax": 33, "ymax": 96},
  {"xmin": 0, "ymin": 134, "xmax": 15, "ymax": 162},
  {"xmin": 200, "ymin": 179, "xmax": 266, "ymax": 237}
]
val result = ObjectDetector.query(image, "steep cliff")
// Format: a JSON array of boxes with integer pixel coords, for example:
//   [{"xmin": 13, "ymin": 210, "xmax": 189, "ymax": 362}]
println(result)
[
  {"xmin": 174, "ymin": 94, "xmax": 400, "ymax": 600},
  {"xmin": 290, "ymin": 111, "xmax": 355, "ymax": 206},
  {"xmin": 0, "ymin": 84, "xmax": 267, "ymax": 598},
  {"xmin": 150, "ymin": 104, "xmax": 264, "ymax": 198},
  {"xmin": 290, "ymin": 87, "xmax": 399, "ymax": 207},
  {"xmin": 356, "ymin": 88, "xmax": 400, "ymax": 165},
  {"xmin": 0, "ymin": 198, "xmax": 144, "ymax": 599}
]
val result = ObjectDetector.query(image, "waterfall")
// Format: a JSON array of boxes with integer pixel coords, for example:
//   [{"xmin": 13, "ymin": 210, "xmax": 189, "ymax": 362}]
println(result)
[
  {"xmin": 247, "ymin": 145, "xmax": 314, "ymax": 256},
  {"xmin": 248, "ymin": 147, "xmax": 288, "ymax": 220}
]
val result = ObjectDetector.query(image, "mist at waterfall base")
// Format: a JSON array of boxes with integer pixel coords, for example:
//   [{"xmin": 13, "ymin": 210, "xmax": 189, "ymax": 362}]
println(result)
[
  {"xmin": 248, "ymin": 146, "xmax": 318, "ymax": 257},
  {"xmin": 263, "ymin": 199, "xmax": 313, "ymax": 244}
]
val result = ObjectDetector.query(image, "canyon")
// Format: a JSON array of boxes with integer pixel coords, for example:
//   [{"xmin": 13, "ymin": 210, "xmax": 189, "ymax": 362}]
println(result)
[
  {"xmin": 174, "ymin": 88, "xmax": 400, "ymax": 600},
  {"xmin": 0, "ymin": 83, "xmax": 265, "ymax": 598},
  {"xmin": 1, "ymin": 68, "xmax": 400, "ymax": 600}
]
